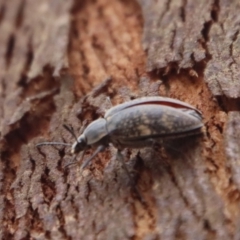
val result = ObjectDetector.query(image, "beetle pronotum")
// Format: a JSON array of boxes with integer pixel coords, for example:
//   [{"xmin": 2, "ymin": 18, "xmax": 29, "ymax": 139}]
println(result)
[{"xmin": 37, "ymin": 96, "xmax": 203, "ymax": 170}]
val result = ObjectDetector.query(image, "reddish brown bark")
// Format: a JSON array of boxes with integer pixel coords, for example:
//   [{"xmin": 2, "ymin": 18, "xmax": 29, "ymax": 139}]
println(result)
[{"xmin": 0, "ymin": 0, "xmax": 239, "ymax": 239}]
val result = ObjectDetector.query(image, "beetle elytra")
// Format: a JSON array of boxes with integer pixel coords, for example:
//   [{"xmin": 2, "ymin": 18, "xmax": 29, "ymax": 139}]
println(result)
[{"xmin": 36, "ymin": 96, "xmax": 203, "ymax": 170}]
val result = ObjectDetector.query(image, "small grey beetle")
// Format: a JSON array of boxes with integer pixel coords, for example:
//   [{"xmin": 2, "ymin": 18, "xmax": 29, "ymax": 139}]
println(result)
[{"xmin": 37, "ymin": 96, "xmax": 203, "ymax": 169}]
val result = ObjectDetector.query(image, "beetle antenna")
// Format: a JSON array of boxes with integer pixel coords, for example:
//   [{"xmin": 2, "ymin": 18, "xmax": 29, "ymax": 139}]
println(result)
[
  {"xmin": 81, "ymin": 145, "xmax": 106, "ymax": 169},
  {"xmin": 63, "ymin": 124, "xmax": 78, "ymax": 141},
  {"xmin": 36, "ymin": 142, "xmax": 72, "ymax": 147}
]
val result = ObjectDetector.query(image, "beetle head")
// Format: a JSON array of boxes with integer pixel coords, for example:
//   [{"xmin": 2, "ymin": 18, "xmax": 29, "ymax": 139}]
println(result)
[
  {"xmin": 71, "ymin": 134, "xmax": 88, "ymax": 154},
  {"xmin": 71, "ymin": 118, "xmax": 108, "ymax": 154}
]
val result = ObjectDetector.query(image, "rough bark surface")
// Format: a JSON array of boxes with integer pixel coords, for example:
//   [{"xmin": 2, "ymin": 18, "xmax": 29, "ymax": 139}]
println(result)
[{"xmin": 0, "ymin": 0, "xmax": 239, "ymax": 239}]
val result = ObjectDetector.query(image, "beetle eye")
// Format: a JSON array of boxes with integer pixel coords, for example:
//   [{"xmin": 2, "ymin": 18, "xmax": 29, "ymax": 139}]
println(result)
[{"xmin": 71, "ymin": 136, "xmax": 87, "ymax": 154}]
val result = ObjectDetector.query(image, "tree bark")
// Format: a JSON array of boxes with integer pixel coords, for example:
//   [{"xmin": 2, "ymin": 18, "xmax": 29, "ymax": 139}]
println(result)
[{"xmin": 0, "ymin": 0, "xmax": 239, "ymax": 239}]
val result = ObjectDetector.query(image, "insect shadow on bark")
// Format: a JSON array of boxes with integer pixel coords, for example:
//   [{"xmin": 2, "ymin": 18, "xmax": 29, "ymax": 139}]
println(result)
[{"xmin": 137, "ymin": 135, "xmax": 203, "ymax": 191}]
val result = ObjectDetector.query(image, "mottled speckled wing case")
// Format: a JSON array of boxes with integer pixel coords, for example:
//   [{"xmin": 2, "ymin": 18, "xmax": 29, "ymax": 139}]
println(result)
[{"xmin": 105, "ymin": 97, "xmax": 203, "ymax": 142}]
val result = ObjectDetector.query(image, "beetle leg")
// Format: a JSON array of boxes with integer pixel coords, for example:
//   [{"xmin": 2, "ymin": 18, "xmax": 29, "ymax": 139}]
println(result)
[
  {"xmin": 116, "ymin": 150, "xmax": 133, "ymax": 181},
  {"xmin": 116, "ymin": 150, "xmax": 145, "ymax": 203},
  {"xmin": 64, "ymin": 149, "xmax": 86, "ymax": 169},
  {"xmin": 63, "ymin": 124, "xmax": 78, "ymax": 141},
  {"xmin": 81, "ymin": 145, "xmax": 106, "ymax": 169},
  {"xmin": 64, "ymin": 155, "xmax": 78, "ymax": 168}
]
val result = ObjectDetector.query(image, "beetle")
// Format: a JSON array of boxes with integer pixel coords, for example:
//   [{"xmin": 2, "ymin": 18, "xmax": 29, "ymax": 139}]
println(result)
[{"xmin": 37, "ymin": 96, "xmax": 203, "ymax": 170}]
